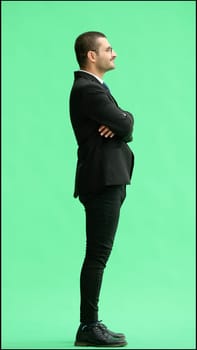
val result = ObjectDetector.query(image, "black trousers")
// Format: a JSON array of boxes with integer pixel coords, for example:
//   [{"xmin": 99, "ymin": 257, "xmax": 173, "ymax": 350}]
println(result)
[{"xmin": 79, "ymin": 184, "xmax": 126, "ymax": 324}]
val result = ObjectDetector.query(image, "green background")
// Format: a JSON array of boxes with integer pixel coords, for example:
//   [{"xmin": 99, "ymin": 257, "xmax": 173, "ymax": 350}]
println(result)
[{"xmin": 2, "ymin": 1, "xmax": 196, "ymax": 349}]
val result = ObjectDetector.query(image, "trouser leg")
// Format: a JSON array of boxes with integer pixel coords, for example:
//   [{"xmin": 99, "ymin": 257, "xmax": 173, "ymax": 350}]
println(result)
[{"xmin": 79, "ymin": 185, "xmax": 126, "ymax": 324}]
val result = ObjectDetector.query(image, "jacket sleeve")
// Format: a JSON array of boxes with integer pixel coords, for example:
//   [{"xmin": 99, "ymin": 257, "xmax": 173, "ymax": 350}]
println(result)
[
  {"xmin": 118, "ymin": 109, "xmax": 134, "ymax": 143},
  {"xmin": 83, "ymin": 85, "xmax": 134, "ymax": 141}
]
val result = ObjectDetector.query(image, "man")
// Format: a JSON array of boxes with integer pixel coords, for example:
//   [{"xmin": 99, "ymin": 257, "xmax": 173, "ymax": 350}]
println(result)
[{"xmin": 69, "ymin": 31, "xmax": 134, "ymax": 347}]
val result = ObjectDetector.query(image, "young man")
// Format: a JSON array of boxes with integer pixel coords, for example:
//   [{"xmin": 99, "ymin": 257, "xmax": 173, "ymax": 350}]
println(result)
[{"xmin": 69, "ymin": 31, "xmax": 135, "ymax": 347}]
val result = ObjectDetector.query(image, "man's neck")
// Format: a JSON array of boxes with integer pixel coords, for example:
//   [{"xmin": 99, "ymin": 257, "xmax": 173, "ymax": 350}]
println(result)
[{"xmin": 80, "ymin": 66, "xmax": 105, "ymax": 78}]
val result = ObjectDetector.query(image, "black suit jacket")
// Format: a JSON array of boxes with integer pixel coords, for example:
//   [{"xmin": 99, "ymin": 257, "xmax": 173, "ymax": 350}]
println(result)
[{"xmin": 69, "ymin": 71, "xmax": 134, "ymax": 197}]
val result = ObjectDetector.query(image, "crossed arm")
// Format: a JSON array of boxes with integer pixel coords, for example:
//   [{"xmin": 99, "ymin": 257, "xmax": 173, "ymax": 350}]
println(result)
[{"xmin": 84, "ymin": 85, "xmax": 133, "ymax": 141}]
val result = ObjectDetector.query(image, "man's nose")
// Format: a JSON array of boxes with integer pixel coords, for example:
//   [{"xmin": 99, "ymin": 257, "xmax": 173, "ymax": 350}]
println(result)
[{"xmin": 112, "ymin": 50, "xmax": 117, "ymax": 58}]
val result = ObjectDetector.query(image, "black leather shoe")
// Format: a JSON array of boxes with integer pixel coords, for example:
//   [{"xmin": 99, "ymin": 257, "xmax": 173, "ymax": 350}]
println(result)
[
  {"xmin": 98, "ymin": 322, "xmax": 125, "ymax": 338},
  {"xmin": 74, "ymin": 323, "xmax": 127, "ymax": 347}
]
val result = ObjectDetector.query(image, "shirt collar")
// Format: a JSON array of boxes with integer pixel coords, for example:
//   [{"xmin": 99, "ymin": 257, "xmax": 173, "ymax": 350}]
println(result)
[{"xmin": 79, "ymin": 70, "xmax": 103, "ymax": 84}]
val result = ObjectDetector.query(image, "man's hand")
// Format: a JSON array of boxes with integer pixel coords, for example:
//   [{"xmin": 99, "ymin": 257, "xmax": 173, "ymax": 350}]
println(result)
[{"xmin": 98, "ymin": 125, "xmax": 115, "ymax": 138}]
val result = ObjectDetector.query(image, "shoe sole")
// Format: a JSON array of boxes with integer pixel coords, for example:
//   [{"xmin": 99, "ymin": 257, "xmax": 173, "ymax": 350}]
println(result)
[{"xmin": 74, "ymin": 340, "xmax": 128, "ymax": 347}]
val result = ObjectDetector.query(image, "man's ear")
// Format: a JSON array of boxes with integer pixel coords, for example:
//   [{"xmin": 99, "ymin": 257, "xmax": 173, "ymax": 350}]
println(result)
[{"xmin": 87, "ymin": 50, "xmax": 97, "ymax": 63}]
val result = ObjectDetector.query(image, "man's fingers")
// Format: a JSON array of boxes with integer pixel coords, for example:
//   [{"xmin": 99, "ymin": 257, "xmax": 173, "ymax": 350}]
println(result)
[
  {"xmin": 100, "ymin": 127, "xmax": 109, "ymax": 136},
  {"xmin": 98, "ymin": 125, "xmax": 115, "ymax": 138},
  {"xmin": 101, "ymin": 130, "xmax": 115, "ymax": 138},
  {"xmin": 98, "ymin": 125, "xmax": 106, "ymax": 132},
  {"xmin": 99, "ymin": 126, "xmax": 112, "ymax": 134},
  {"xmin": 104, "ymin": 130, "xmax": 113, "ymax": 138}
]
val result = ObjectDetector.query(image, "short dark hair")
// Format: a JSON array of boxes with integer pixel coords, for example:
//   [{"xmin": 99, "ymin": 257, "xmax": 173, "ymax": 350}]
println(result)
[{"xmin": 74, "ymin": 31, "xmax": 106, "ymax": 68}]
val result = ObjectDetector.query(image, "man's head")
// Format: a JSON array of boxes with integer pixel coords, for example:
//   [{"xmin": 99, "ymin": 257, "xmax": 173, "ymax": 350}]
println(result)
[{"xmin": 74, "ymin": 31, "xmax": 117, "ymax": 77}]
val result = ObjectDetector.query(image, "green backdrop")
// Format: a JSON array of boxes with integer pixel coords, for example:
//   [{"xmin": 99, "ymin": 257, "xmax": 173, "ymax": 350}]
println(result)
[{"xmin": 2, "ymin": 1, "xmax": 196, "ymax": 349}]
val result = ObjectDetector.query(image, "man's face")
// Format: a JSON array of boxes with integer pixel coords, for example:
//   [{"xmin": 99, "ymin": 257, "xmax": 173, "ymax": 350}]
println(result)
[{"xmin": 94, "ymin": 37, "xmax": 117, "ymax": 73}]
